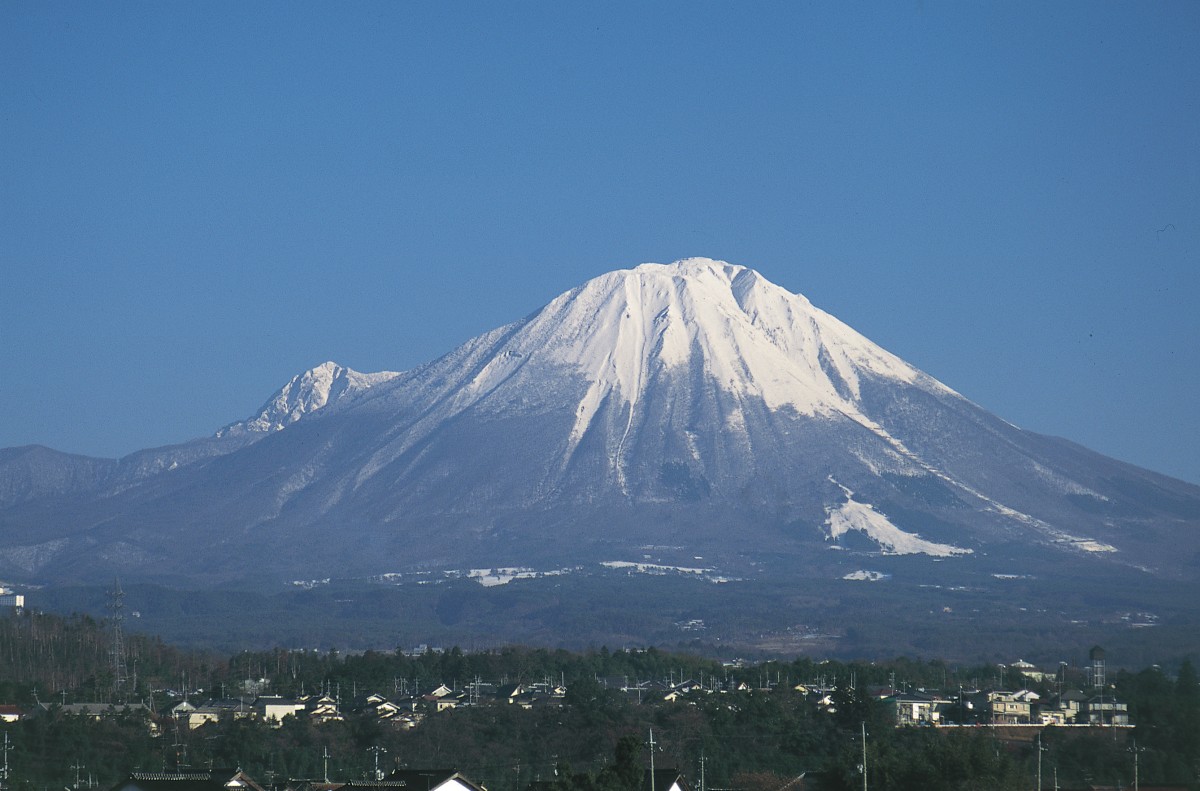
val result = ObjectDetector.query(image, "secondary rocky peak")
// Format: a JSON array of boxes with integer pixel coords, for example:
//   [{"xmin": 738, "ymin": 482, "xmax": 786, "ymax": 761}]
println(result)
[{"xmin": 217, "ymin": 360, "xmax": 400, "ymax": 437}]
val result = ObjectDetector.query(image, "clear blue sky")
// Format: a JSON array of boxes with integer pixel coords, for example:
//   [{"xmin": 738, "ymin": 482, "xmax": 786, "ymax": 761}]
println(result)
[{"xmin": 2, "ymin": 2, "xmax": 1198, "ymax": 484}]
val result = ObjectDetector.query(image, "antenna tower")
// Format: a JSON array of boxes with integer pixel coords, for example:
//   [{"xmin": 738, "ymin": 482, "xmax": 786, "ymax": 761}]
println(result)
[
  {"xmin": 1089, "ymin": 646, "xmax": 1106, "ymax": 689},
  {"xmin": 107, "ymin": 579, "xmax": 129, "ymax": 701}
]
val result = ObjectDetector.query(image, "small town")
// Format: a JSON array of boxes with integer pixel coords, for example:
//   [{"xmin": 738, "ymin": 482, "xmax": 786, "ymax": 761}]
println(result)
[
  {"xmin": 122, "ymin": 646, "xmax": 1129, "ymax": 733},
  {"xmin": 4, "ymin": 608, "xmax": 1194, "ymax": 791}
]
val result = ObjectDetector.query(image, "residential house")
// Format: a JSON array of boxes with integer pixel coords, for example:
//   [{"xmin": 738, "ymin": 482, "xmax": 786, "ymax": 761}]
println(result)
[
  {"xmin": 383, "ymin": 769, "xmax": 487, "ymax": 791},
  {"xmin": 1014, "ymin": 689, "xmax": 1041, "ymax": 708},
  {"xmin": 254, "ymin": 695, "xmax": 304, "ymax": 727},
  {"xmin": 980, "ymin": 691, "xmax": 1032, "ymax": 724},
  {"xmin": 1010, "ymin": 660, "xmax": 1048, "ymax": 683},
  {"xmin": 662, "ymin": 680, "xmax": 708, "ymax": 703},
  {"xmin": 372, "ymin": 700, "xmax": 405, "ymax": 721},
  {"xmin": 669, "ymin": 679, "xmax": 705, "ymax": 695},
  {"xmin": 348, "ymin": 693, "xmax": 418, "ymax": 726},
  {"xmin": 302, "ymin": 693, "xmax": 343, "ymax": 724},
  {"xmin": 495, "ymin": 683, "xmax": 526, "ymax": 704},
  {"xmin": 175, "ymin": 699, "xmax": 250, "ymax": 729},
  {"xmin": 109, "ymin": 769, "xmax": 265, "ymax": 791},
  {"xmin": 627, "ymin": 680, "xmax": 671, "ymax": 704},
  {"xmin": 1085, "ymin": 694, "xmax": 1130, "ymax": 726},
  {"xmin": 531, "ymin": 764, "xmax": 672, "ymax": 791},
  {"xmin": 810, "ymin": 690, "xmax": 837, "ymax": 714},
  {"xmin": 169, "ymin": 701, "xmax": 197, "ymax": 720},
  {"xmin": 391, "ymin": 712, "xmax": 423, "ymax": 730},
  {"xmin": 392, "ymin": 695, "xmax": 422, "ymax": 714},
  {"xmin": 424, "ymin": 694, "xmax": 460, "ymax": 713},
  {"xmin": 867, "ymin": 685, "xmax": 897, "ymax": 700},
  {"xmin": 885, "ymin": 691, "xmax": 952, "ymax": 726},
  {"xmin": 642, "ymin": 769, "xmax": 691, "ymax": 791},
  {"xmin": 1038, "ymin": 706, "xmax": 1070, "ymax": 726},
  {"xmin": 0, "ymin": 704, "xmax": 23, "ymax": 722},
  {"xmin": 411, "ymin": 685, "xmax": 467, "ymax": 713},
  {"xmin": 1047, "ymin": 690, "xmax": 1090, "ymax": 724}
]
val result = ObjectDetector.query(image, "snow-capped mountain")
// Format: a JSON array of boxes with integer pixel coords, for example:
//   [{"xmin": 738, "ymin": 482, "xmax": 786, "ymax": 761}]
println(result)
[
  {"xmin": 383, "ymin": 260, "xmax": 952, "ymax": 496},
  {"xmin": 0, "ymin": 258, "xmax": 1197, "ymax": 590},
  {"xmin": 217, "ymin": 361, "xmax": 400, "ymax": 437}
]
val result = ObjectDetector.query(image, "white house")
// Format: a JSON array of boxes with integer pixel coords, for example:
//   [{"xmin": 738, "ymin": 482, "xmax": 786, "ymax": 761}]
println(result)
[
  {"xmin": 383, "ymin": 769, "xmax": 487, "ymax": 791},
  {"xmin": 254, "ymin": 696, "xmax": 304, "ymax": 726}
]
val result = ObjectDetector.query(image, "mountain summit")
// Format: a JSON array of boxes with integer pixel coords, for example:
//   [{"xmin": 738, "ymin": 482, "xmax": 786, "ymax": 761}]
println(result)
[
  {"xmin": 439, "ymin": 259, "xmax": 948, "ymax": 486},
  {"xmin": 1, "ymin": 259, "xmax": 1197, "ymax": 591}
]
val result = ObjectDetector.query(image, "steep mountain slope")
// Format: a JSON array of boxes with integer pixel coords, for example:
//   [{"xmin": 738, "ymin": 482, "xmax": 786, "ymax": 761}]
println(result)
[{"xmin": 0, "ymin": 259, "xmax": 1196, "ymax": 588}]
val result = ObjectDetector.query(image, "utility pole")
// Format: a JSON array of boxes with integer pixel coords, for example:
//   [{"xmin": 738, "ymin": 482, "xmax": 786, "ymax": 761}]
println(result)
[
  {"xmin": 1, "ymin": 732, "xmax": 12, "ymax": 791},
  {"xmin": 648, "ymin": 728, "xmax": 656, "ymax": 791},
  {"xmin": 368, "ymin": 746, "xmax": 387, "ymax": 781},
  {"xmin": 699, "ymin": 752, "xmax": 706, "ymax": 791},
  {"xmin": 860, "ymin": 722, "xmax": 868, "ymax": 791},
  {"xmin": 1129, "ymin": 739, "xmax": 1144, "ymax": 791},
  {"xmin": 322, "ymin": 746, "xmax": 331, "ymax": 783},
  {"xmin": 1036, "ymin": 732, "xmax": 1045, "ymax": 791}
]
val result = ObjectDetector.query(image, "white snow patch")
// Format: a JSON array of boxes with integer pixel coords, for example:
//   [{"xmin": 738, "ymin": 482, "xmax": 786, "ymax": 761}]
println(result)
[
  {"xmin": 602, "ymin": 560, "xmax": 710, "ymax": 575},
  {"xmin": 291, "ymin": 578, "xmax": 331, "ymax": 589},
  {"xmin": 601, "ymin": 560, "xmax": 738, "ymax": 583},
  {"xmin": 843, "ymin": 570, "xmax": 890, "ymax": 581},
  {"xmin": 856, "ymin": 443, "xmax": 1120, "ymax": 557},
  {"xmin": 1027, "ymin": 461, "xmax": 1110, "ymax": 500},
  {"xmin": 467, "ymin": 567, "xmax": 572, "ymax": 587},
  {"xmin": 1069, "ymin": 539, "xmax": 1118, "ymax": 553},
  {"xmin": 825, "ymin": 480, "xmax": 971, "ymax": 557}
]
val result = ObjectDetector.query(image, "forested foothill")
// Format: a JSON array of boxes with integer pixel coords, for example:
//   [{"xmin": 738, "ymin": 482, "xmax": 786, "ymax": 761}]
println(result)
[
  {"xmin": 0, "ymin": 610, "xmax": 1198, "ymax": 791},
  {"xmin": 30, "ymin": 574, "xmax": 1200, "ymax": 665}
]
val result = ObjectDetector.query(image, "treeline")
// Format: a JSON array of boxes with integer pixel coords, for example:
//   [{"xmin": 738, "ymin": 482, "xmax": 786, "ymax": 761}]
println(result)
[
  {"xmin": 0, "ymin": 610, "xmax": 1198, "ymax": 791},
  {"xmin": 0, "ymin": 610, "xmax": 221, "ymax": 704}
]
